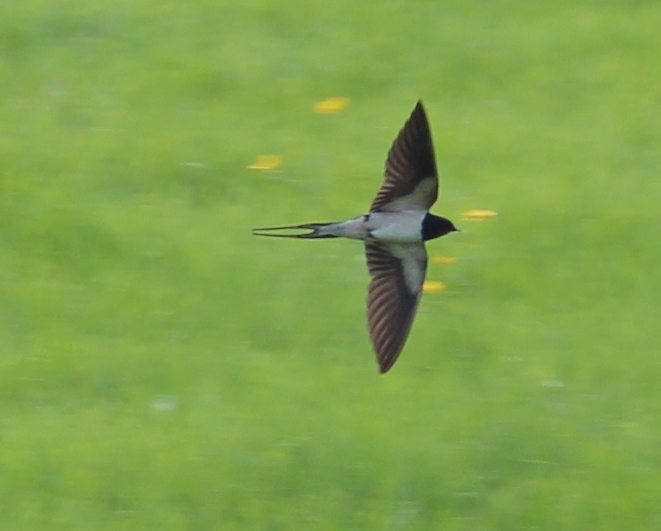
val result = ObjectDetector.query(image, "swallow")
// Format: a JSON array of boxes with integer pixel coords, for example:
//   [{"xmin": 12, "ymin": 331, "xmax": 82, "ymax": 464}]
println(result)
[{"xmin": 253, "ymin": 101, "xmax": 459, "ymax": 373}]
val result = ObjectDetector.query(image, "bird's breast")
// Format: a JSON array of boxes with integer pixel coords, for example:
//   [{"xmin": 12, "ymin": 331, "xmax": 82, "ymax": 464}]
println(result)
[{"xmin": 367, "ymin": 211, "xmax": 426, "ymax": 243}]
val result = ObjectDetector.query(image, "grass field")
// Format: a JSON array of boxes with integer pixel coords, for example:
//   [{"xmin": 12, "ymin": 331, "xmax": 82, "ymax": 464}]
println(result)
[{"xmin": 1, "ymin": 0, "xmax": 660, "ymax": 528}]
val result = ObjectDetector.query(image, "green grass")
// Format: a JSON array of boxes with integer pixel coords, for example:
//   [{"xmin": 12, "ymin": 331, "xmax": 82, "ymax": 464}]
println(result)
[{"xmin": 1, "ymin": 0, "xmax": 660, "ymax": 528}]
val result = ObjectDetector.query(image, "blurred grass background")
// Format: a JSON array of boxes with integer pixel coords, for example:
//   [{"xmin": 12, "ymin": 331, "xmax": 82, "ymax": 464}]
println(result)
[{"xmin": 1, "ymin": 0, "xmax": 660, "ymax": 528}]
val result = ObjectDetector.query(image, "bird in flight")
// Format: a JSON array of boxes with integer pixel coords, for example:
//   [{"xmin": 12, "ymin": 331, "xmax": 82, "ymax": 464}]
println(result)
[{"xmin": 253, "ymin": 101, "xmax": 459, "ymax": 373}]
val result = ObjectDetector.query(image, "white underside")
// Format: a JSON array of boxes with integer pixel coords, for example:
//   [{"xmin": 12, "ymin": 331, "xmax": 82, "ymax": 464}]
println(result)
[{"xmin": 319, "ymin": 211, "xmax": 426, "ymax": 243}]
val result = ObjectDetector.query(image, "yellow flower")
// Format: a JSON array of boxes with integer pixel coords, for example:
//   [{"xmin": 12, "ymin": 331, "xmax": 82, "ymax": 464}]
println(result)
[
  {"xmin": 314, "ymin": 97, "xmax": 350, "ymax": 114},
  {"xmin": 247, "ymin": 155, "xmax": 282, "ymax": 170},
  {"xmin": 463, "ymin": 209, "xmax": 498, "ymax": 220},
  {"xmin": 422, "ymin": 280, "xmax": 446, "ymax": 294},
  {"xmin": 432, "ymin": 256, "xmax": 457, "ymax": 265}
]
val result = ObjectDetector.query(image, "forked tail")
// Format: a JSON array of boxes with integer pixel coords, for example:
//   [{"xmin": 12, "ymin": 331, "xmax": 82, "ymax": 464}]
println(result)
[{"xmin": 252, "ymin": 222, "xmax": 339, "ymax": 239}]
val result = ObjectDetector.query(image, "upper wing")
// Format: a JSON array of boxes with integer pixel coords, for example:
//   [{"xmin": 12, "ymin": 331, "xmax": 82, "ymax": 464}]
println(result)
[
  {"xmin": 365, "ymin": 241, "xmax": 427, "ymax": 373},
  {"xmin": 370, "ymin": 101, "xmax": 439, "ymax": 213}
]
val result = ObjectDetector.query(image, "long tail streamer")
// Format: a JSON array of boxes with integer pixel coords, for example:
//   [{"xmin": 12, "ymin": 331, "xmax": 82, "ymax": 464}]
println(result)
[{"xmin": 251, "ymin": 222, "xmax": 338, "ymax": 239}]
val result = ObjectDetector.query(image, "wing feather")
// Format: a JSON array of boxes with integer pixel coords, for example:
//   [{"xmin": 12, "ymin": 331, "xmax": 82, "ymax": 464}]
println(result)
[
  {"xmin": 365, "ymin": 241, "xmax": 427, "ymax": 373},
  {"xmin": 370, "ymin": 101, "xmax": 439, "ymax": 213}
]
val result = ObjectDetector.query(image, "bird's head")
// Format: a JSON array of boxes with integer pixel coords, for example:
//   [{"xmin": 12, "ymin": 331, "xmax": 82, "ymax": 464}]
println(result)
[{"xmin": 422, "ymin": 214, "xmax": 459, "ymax": 241}]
